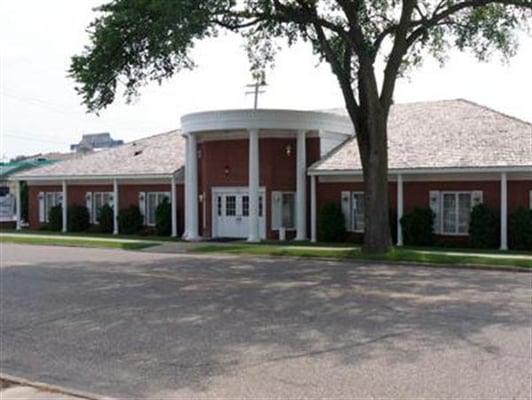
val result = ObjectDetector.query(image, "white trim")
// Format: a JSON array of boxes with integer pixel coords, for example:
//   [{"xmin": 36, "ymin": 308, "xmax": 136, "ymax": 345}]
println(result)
[
  {"xmin": 500, "ymin": 173, "xmax": 508, "ymax": 250},
  {"xmin": 10, "ymin": 173, "xmax": 181, "ymax": 182},
  {"xmin": 309, "ymin": 166, "xmax": 532, "ymax": 176},
  {"xmin": 310, "ymin": 175, "xmax": 317, "ymax": 243},
  {"xmin": 181, "ymin": 109, "xmax": 354, "ymax": 136},
  {"xmin": 295, "ymin": 129, "xmax": 307, "ymax": 241},
  {"xmin": 62, "ymin": 180, "xmax": 67, "ymax": 233},
  {"xmin": 171, "ymin": 176, "xmax": 177, "ymax": 237},
  {"xmin": 113, "ymin": 179, "xmax": 119, "ymax": 235},
  {"xmin": 15, "ymin": 181, "xmax": 21, "ymax": 230},
  {"xmin": 248, "ymin": 128, "xmax": 260, "ymax": 242}
]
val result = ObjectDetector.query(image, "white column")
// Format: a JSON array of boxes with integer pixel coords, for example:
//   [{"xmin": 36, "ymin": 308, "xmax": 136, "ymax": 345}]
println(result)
[
  {"xmin": 500, "ymin": 172, "xmax": 508, "ymax": 250},
  {"xmin": 187, "ymin": 133, "xmax": 199, "ymax": 241},
  {"xmin": 295, "ymin": 129, "xmax": 307, "ymax": 240},
  {"xmin": 397, "ymin": 174, "xmax": 404, "ymax": 246},
  {"xmin": 113, "ymin": 178, "xmax": 119, "ymax": 235},
  {"xmin": 171, "ymin": 175, "xmax": 177, "ymax": 237},
  {"xmin": 248, "ymin": 128, "xmax": 260, "ymax": 242},
  {"xmin": 15, "ymin": 180, "xmax": 22, "ymax": 230},
  {"xmin": 182, "ymin": 135, "xmax": 190, "ymax": 239},
  {"xmin": 62, "ymin": 180, "xmax": 67, "ymax": 232},
  {"xmin": 310, "ymin": 175, "xmax": 317, "ymax": 243}
]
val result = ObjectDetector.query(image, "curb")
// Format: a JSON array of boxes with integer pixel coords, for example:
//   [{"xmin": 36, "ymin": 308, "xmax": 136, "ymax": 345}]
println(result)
[{"xmin": 0, "ymin": 373, "xmax": 117, "ymax": 400}]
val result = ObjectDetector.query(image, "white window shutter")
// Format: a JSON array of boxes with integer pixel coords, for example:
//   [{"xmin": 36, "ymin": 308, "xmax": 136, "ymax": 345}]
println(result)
[
  {"xmin": 341, "ymin": 191, "xmax": 352, "ymax": 231},
  {"xmin": 85, "ymin": 192, "xmax": 93, "ymax": 223},
  {"xmin": 472, "ymin": 191, "xmax": 483, "ymax": 206},
  {"xmin": 271, "ymin": 191, "xmax": 282, "ymax": 230},
  {"xmin": 139, "ymin": 192, "xmax": 146, "ymax": 223},
  {"xmin": 38, "ymin": 192, "xmax": 45, "ymax": 223},
  {"xmin": 529, "ymin": 190, "xmax": 532, "ymax": 209},
  {"xmin": 429, "ymin": 191, "xmax": 441, "ymax": 234}
]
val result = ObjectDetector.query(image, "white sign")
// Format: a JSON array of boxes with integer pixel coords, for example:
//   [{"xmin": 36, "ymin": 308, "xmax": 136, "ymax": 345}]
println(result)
[{"xmin": 0, "ymin": 195, "xmax": 16, "ymax": 221}]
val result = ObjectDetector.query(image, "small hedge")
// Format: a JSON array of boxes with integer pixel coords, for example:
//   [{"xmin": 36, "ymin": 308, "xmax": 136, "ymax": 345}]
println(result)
[
  {"xmin": 155, "ymin": 198, "xmax": 172, "ymax": 236},
  {"xmin": 469, "ymin": 204, "xmax": 499, "ymax": 249},
  {"xmin": 400, "ymin": 207, "xmax": 434, "ymax": 246},
  {"xmin": 318, "ymin": 203, "xmax": 346, "ymax": 242},
  {"xmin": 47, "ymin": 204, "xmax": 63, "ymax": 231},
  {"xmin": 509, "ymin": 207, "xmax": 532, "ymax": 250},
  {"xmin": 67, "ymin": 205, "xmax": 90, "ymax": 232},
  {"xmin": 117, "ymin": 205, "xmax": 144, "ymax": 234},
  {"xmin": 98, "ymin": 204, "xmax": 114, "ymax": 233}
]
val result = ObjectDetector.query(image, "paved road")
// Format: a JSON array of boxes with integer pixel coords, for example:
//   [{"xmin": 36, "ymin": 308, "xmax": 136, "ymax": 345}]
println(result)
[{"xmin": 1, "ymin": 244, "xmax": 530, "ymax": 399}]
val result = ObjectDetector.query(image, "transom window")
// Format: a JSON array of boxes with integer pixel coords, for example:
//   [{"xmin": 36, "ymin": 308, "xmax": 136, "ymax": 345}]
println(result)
[
  {"xmin": 351, "ymin": 192, "xmax": 365, "ymax": 232},
  {"xmin": 146, "ymin": 192, "xmax": 170, "ymax": 226},
  {"xmin": 442, "ymin": 192, "xmax": 473, "ymax": 235}
]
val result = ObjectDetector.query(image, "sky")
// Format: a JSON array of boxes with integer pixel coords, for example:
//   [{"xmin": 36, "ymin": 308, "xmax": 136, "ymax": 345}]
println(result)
[{"xmin": 1, "ymin": 0, "xmax": 531, "ymax": 161}]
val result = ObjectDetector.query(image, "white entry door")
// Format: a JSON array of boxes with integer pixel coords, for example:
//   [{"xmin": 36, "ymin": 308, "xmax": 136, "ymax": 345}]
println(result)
[{"xmin": 212, "ymin": 187, "xmax": 266, "ymax": 239}]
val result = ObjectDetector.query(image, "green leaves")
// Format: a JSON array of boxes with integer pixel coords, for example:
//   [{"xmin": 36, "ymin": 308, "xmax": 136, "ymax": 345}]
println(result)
[
  {"xmin": 70, "ymin": 0, "xmax": 229, "ymax": 112},
  {"xmin": 71, "ymin": 0, "xmax": 532, "ymax": 112}
]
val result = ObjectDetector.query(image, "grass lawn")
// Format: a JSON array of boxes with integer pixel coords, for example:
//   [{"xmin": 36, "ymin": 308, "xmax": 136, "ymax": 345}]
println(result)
[
  {"xmin": 0, "ymin": 234, "xmax": 158, "ymax": 250},
  {"xmin": 192, "ymin": 243, "xmax": 532, "ymax": 269}
]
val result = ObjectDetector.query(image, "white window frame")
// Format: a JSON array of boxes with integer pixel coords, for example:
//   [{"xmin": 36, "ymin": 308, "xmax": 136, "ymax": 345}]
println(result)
[
  {"xmin": 92, "ymin": 192, "xmax": 113, "ymax": 224},
  {"xmin": 145, "ymin": 192, "xmax": 170, "ymax": 226},
  {"xmin": 279, "ymin": 191, "xmax": 296, "ymax": 230},
  {"xmin": 43, "ymin": 192, "xmax": 62, "ymax": 223},
  {"xmin": 350, "ymin": 192, "xmax": 365, "ymax": 233},
  {"xmin": 440, "ymin": 191, "xmax": 473, "ymax": 236}
]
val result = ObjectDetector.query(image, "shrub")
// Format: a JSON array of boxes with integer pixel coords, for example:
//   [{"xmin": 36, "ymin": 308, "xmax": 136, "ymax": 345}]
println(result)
[
  {"xmin": 155, "ymin": 198, "xmax": 172, "ymax": 236},
  {"xmin": 509, "ymin": 207, "xmax": 532, "ymax": 251},
  {"xmin": 67, "ymin": 205, "xmax": 91, "ymax": 232},
  {"xmin": 117, "ymin": 205, "xmax": 144, "ymax": 234},
  {"xmin": 469, "ymin": 204, "xmax": 499, "ymax": 249},
  {"xmin": 98, "ymin": 204, "xmax": 114, "ymax": 233},
  {"xmin": 400, "ymin": 207, "xmax": 434, "ymax": 246},
  {"xmin": 318, "ymin": 203, "xmax": 346, "ymax": 242},
  {"xmin": 47, "ymin": 204, "xmax": 63, "ymax": 231}
]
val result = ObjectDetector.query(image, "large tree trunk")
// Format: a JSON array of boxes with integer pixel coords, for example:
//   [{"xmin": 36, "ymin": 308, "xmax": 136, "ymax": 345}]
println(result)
[
  {"xmin": 351, "ymin": 73, "xmax": 393, "ymax": 254},
  {"xmin": 359, "ymin": 111, "xmax": 392, "ymax": 253}
]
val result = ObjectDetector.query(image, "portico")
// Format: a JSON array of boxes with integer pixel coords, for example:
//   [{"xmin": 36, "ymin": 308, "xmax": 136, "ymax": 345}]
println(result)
[{"xmin": 181, "ymin": 109, "xmax": 353, "ymax": 242}]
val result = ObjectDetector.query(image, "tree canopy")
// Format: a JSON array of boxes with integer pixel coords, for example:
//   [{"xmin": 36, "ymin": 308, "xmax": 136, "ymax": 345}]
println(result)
[{"xmin": 71, "ymin": 0, "xmax": 531, "ymax": 113}]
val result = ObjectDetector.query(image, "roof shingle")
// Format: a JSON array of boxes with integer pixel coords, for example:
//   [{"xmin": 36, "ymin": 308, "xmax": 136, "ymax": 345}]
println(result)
[{"xmin": 312, "ymin": 99, "xmax": 532, "ymax": 172}]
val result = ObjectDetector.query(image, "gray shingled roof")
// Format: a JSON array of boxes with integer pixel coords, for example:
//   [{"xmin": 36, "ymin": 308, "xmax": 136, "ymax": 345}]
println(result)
[
  {"xmin": 311, "ymin": 99, "xmax": 532, "ymax": 172},
  {"xmin": 15, "ymin": 130, "xmax": 185, "ymax": 179}
]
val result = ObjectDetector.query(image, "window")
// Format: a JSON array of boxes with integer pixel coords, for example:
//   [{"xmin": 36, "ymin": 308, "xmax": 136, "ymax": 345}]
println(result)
[
  {"xmin": 442, "ymin": 192, "xmax": 473, "ymax": 235},
  {"xmin": 242, "ymin": 195, "xmax": 249, "ymax": 217},
  {"xmin": 225, "ymin": 195, "xmax": 236, "ymax": 216},
  {"xmin": 146, "ymin": 192, "xmax": 170, "ymax": 226},
  {"xmin": 281, "ymin": 192, "xmax": 295, "ymax": 229},
  {"xmin": 351, "ymin": 192, "xmax": 365, "ymax": 232},
  {"xmin": 44, "ymin": 192, "xmax": 62, "ymax": 222},
  {"xmin": 92, "ymin": 192, "xmax": 112, "ymax": 223},
  {"xmin": 217, "ymin": 196, "xmax": 223, "ymax": 216}
]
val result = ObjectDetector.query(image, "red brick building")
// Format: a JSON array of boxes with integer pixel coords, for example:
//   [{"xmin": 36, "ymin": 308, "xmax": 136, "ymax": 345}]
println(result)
[{"xmin": 12, "ymin": 100, "xmax": 532, "ymax": 249}]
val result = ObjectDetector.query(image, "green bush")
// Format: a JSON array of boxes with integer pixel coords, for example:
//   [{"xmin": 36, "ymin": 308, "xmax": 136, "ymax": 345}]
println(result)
[
  {"xmin": 155, "ymin": 198, "xmax": 172, "ymax": 236},
  {"xmin": 509, "ymin": 207, "xmax": 532, "ymax": 251},
  {"xmin": 389, "ymin": 208, "xmax": 398, "ymax": 245},
  {"xmin": 400, "ymin": 207, "xmax": 434, "ymax": 246},
  {"xmin": 318, "ymin": 203, "xmax": 346, "ymax": 242},
  {"xmin": 98, "ymin": 204, "xmax": 114, "ymax": 233},
  {"xmin": 469, "ymin": 204, "xmax": 499, "ymax": 249},
  {"xmin": 117, "ymin": 205, "xmax": 144, "ymax": 234},
  {"xmin": 47, "ymin": 204, "xmax": 63, "ymax": 231},
  {"xmin": 67, "ymin": 205, "xmax": 91, "ymax": 232}
]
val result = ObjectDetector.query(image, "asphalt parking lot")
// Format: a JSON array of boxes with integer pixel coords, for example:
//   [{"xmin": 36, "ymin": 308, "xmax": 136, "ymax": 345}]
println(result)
[{"xmin": 1, "ymin": 244, "xmax": 530, "ymax": 399}]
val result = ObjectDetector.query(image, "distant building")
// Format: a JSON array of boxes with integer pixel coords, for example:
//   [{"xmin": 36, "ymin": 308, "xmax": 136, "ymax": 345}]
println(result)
[{"xmin": 70, "ymin": 132, "xmax": 123, "ymax": 153}]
